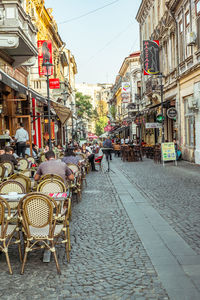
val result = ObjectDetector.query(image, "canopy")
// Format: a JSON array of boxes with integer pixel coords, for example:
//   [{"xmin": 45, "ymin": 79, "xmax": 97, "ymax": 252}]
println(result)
[
  {"xmin": 88, "ymin": 133, "xmax": 98, "ymax": 139},
  {"xmin": 51, "ymin": 101, "xmax": 71, "ymax": 124}
]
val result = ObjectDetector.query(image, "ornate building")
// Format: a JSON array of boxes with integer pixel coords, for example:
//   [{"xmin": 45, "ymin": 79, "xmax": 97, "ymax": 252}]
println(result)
[{"xmin": 137, "ymin": 0, "xmax": 200, "ymax": 162}]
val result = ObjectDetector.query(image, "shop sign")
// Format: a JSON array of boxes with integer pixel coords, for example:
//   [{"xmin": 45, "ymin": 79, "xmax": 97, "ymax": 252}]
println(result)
[
  {"xmin": 167, "ymin": 107, "xmax": 177, "ymax": 119},
  {"xmin": 122, "ymin": 82, "xmax": 131, "ymax": 93},
  {"xmin": 161, "ymin": 142, "xmax": 176, "ymax": 162},
  {"xmin": 145, "ymin": 123, "xmax": 162, "ymax": 129},
  {"xmin": 38, "ymin": 40, "xmax": 53, "ymax": 76},
  {"xmin": 143, "ymin": 40, "xmax": 160, "ymax": 75},
  {"xmin": 49, "ymin": 78, "xmax": 60, "ymax": 89}
]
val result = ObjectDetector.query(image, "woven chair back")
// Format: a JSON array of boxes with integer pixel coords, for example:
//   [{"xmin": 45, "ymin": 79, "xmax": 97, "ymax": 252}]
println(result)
[
  {"xmin": 40, "ymin": 153, "xmax": 46, "ymax": 162},
  {"xmin": 0, "ymin": 180, "xmax": 25, "ymax": 194},
  {"xmin": 37, "ymin": 178, "xmax": 66, "ymax": 194},
  {"xmin": 20, "ymin": 169, "xmax": 31, "ymax": 178},
  {"xmin": 27, "ymin": 156, "xmax": 35, "ymax": 165},
  {"xmin": 0, "ymin": 197, "xmax": 10, "ymax": 233},
  {"xmin": 2, "ymin": 161, "xmax": 14, "ymax": 177},
  {"xmin": 23, "ymin": 195, "xmax": 53, "ymax": 228},
  {"xmin": 18, "ymin": 158, "xmax": 29, "ymax": 171},
  {"xmin": 67, "ymin": 163, "xmax": 79, "ymax": 174},
  {"xmin": 39, "ymin": 173, "xmax": 64, "ymax": 183},
  {"xmin": 9, "ymin": 174, "xmax": 31, "ymax": 193},
  {"xmin": 0, "ymin": 163, "xmax": 5, "ymax": 180}
]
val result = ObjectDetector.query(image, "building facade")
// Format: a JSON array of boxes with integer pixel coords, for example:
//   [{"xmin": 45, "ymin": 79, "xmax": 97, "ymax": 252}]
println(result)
[{"xmin": 136, "ymin": 0, "xmax": 200, "ymax": 162}]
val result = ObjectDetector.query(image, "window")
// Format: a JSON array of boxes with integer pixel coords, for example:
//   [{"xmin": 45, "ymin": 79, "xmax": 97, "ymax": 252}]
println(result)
[
  {"xmin": 171, "ymin": 33, "xmax": 175, "ymax": 69},
  {"xmin": 179, "ymin": 21, "xmax": 184, "ymax": 61},
  {"xmin": 184, "ymin": 97, "xmax": 195, "ymax": 147},
  {"xmin": 185, "ymin": 11, "xmax": 190, "ymax": 27},
  {"xmin": 196, "ymin": 0, "xmax": 200, "ymax": 16},
  {"xmin": 196, "ymin": 1, "xmax": 200, "ymax": 49}
]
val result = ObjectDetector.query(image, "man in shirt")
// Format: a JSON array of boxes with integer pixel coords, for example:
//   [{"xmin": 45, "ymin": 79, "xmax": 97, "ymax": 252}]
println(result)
[
  {"xmin": 0, "ymin": 146, "xmax": 18, "ymax": 166},
  {"xmin": 15, "ymin": 123, "xmax": 29, "ymax": 158},
  {"xmin": 34, "ymin": 150, "xmax": 74, "ymax": 184}
]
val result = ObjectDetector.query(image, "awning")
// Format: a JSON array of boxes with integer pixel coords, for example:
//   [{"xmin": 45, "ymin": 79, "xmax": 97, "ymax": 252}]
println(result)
[
  {"xmin": 29, "ymin": 88, "xmax": 47, "ymax": 104},
  {"xmin": 0, "ymin": 69, "xmax": 28, "ymax": 95},
  {"xmin": 51, "ymin": 101, "xmax": 71, "ymax": 124}
]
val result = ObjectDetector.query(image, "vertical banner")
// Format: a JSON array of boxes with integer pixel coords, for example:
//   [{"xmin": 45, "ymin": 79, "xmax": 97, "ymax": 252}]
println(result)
[
  {"xmin": 121, "ymin": 82, "xmax": 131, "ymax": 103},
  {"xmin": 143, "ymin": 40, "xmax": 160, "ymax": 75},
  {"xmin": 37, "ymin": 40, "xmax": 53, "ymax": 76}
]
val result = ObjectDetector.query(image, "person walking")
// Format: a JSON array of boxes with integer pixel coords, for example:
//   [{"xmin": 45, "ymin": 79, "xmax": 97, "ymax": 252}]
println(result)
[
  {"xmin": 14, "ymin": 123, "xmax": 29, "ymax": 158},
  {"xmin": 103, "ymin": 136, "xmax": 113, "ymax": 161}
]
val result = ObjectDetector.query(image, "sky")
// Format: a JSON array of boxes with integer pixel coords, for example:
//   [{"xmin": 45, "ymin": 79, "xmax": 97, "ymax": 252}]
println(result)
[{"xmin": 45, "ymin": 0, "xmax": 141, "ymax": 85}]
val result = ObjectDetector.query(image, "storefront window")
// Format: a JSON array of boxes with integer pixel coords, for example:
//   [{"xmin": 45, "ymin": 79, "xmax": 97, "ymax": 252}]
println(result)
[{"xmin": 184, "ymin": 97, "xmax": 195, "ymax": 147}]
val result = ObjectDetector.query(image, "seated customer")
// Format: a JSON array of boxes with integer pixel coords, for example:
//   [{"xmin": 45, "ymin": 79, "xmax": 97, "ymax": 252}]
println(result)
[
  {"xmin": 0, "ymin": 146, "xmax": 18, "ymax": 166},
  {"xmin": 34, "ymin": 150, "xmax": 74, "ymax": 184},
  {"xmin": 62, "ymin": 147, "xmax": 81, "ymax": 166}
]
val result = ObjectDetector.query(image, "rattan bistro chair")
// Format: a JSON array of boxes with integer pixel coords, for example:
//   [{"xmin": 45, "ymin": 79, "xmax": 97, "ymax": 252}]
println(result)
[
  {"xmin": 37, "ymin": 178, "xmax": 66, "ymax": 194},
  {"xmin": 0, "ymin": 197, "xmax": 22, "ymax": 274},
  {"xmin": 9, "ymin": 173, "xmax": 31, "ymax": 193},
  {"xmin": 17, "ymin": 158, "xmax": 29, "ymax": 171},
  {"xmin": 0, "ymin": 163, "xmax": 6, "ymax": 181},
  {"xmin": 0, "ymin": 180, "xmax": 25, "ymax": 209},
  {"xmin": 38, "ymin": 173, "xmax": 64, "ymax": 184},
  {"xmin": 2, "ymin": 161, "xmax": 14, "ymax": 177},
  {"xmin": 18, "ymin": 193, "xmax": 66, "ymax": 274}
]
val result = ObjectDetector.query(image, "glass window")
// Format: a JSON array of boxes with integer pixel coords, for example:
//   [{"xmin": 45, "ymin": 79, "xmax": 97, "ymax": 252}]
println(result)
[
  {"xmin": 196, "ymin": 0, "xmax": 200, "ymax": 15},
  {"xmin": 185, "ymin": 11, "xmax": 190, "ymax": 27},
  {"xmin": 184, "ymin": 97, "xmax": 195, "ymax": 147}
]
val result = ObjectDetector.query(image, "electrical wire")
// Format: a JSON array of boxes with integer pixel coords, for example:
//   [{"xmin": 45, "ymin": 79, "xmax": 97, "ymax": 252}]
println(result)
[
  {"xmin": 59, "ymin": 0, "xmax": 120, "ymax": 24},
  {"xmin": 84, "ymin": 21, "xmax": 135, "ymax": 64}
]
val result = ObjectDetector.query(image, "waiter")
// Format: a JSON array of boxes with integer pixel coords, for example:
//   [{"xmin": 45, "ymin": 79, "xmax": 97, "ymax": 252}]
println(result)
[{"xmin": 15, "ymin": 123, "xmax": 29, "ymax": 158}]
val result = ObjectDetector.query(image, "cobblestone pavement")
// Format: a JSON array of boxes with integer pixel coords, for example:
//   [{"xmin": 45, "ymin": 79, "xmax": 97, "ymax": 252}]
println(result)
[
  {"xmin": 114, "ymin": 157, "xmax": 200, "ymax": 255},
  {"xmin": 0, "ymin": 170, "xmax": 169, "ymax": 300}
]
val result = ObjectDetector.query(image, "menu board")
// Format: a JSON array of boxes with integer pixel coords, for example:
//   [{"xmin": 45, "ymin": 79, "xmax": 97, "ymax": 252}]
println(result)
[{"xmin": 161, "ymin": 143, "xmax": 176, "ymax": 161}]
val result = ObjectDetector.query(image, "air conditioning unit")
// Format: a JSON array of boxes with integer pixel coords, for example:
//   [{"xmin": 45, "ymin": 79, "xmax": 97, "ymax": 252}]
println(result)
[{"xmin": 187, "ymin": 32, "xmax": 197, "ymax": 46}]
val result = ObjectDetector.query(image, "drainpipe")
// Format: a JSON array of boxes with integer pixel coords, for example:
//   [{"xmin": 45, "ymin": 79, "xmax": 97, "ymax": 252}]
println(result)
[{"xmin": 166, "ymin": 2, "xmax": 181, "ymax": 144}]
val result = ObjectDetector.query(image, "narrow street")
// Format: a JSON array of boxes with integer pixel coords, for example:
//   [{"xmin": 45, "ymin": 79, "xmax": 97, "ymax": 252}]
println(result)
[{"xmin": 1, "ymin": 157, "xmax": 200, "ymax": 299}]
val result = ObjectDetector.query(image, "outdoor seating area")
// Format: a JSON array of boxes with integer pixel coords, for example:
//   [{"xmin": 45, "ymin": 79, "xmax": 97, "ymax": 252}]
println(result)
[
  {"xmin": 0, "ymin": 150, "xmax": 91, "ymax": 275},
  {"xmin": 117, "ymin": 143, "xmax": 161, "ymax": 164}
]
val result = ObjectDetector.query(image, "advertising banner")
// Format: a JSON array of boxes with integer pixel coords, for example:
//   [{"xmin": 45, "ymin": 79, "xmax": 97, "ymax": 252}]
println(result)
[
  {"xmin": 122, "ymin": 82, "xmax": 131, "ymax": 93},
  {"xmin": 38, "ymin": 40, "xmax": 53, "ymax": 76},
  {"xmin": 161, "ymin": 142, "xmax": 176, "ymax": 162},
  {"xmin": 49, "ymin": 78, "xmax": 60, "ymax": 89},
  {"xmin": 143, "ymin": 40, "xmax": 160, "ymax": 75}
]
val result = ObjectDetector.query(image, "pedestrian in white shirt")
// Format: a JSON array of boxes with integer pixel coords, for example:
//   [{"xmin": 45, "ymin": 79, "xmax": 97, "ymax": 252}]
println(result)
[
  {"xmin": 15, "ymin": 123, "xmax": 29, "ymax": 158},
  {"xmin": 121, "ymin": 138, "xmax": 125, "ymax": 145}
]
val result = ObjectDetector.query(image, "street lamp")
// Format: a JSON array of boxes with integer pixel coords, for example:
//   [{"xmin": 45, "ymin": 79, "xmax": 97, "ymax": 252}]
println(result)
[
  {"xmin": 71, "ymin": 101, "xmax": 75, "ymax": 145},
  {"xmin": 158, "ymin": 74, "xmax": 165, "ymax": 143},
  {"xmin": 42, "ymin": 60, "xmax": 53, "ymax": 150}
]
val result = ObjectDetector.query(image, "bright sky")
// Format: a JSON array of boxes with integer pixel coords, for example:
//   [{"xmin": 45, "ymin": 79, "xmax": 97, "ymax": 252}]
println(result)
[{"xmin": 45, "ymin": 0, "xmax": 141, "ymax": 84}]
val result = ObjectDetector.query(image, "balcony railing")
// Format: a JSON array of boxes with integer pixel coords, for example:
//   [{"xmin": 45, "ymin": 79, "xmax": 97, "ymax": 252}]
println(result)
[{"xmin": 0, "ymin": 0, "xmax": 38, "ymax": 67}]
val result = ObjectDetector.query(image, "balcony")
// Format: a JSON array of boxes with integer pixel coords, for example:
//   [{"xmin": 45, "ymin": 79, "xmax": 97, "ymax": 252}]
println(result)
[
  {"xmin": 145, "ymin": 77, "xmax": 159, "ymax": 95},
  {"xmin": 0, "ymin": 0, "xmax": 38, "ymax": 67}
]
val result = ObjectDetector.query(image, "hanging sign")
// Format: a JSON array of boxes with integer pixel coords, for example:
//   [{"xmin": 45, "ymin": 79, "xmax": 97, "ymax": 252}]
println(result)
[
  {"xmin": 167, "ymin": 107, "xmax": 177, "ymax": 119},
  {"xmin": 38, "ymin": 40, "xmax": 53, "ymax": 76},
  {"xmin": 143, "ymin": 40, "xmax": 160, "ymax": 75},
  {"xmin": 145, "ymin": 123, "xmax": 162, "ymax": 129},
  {"xmin": 161, "ymin": 142, "xmax": 176, "ymax": 162},
  {"xmin": 122, "ymin": 82, "xmax": 131, "ymax": 93},
  {"xmin": 49, "ymin": 78, "xmax": 60, "ymax": 89}
]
